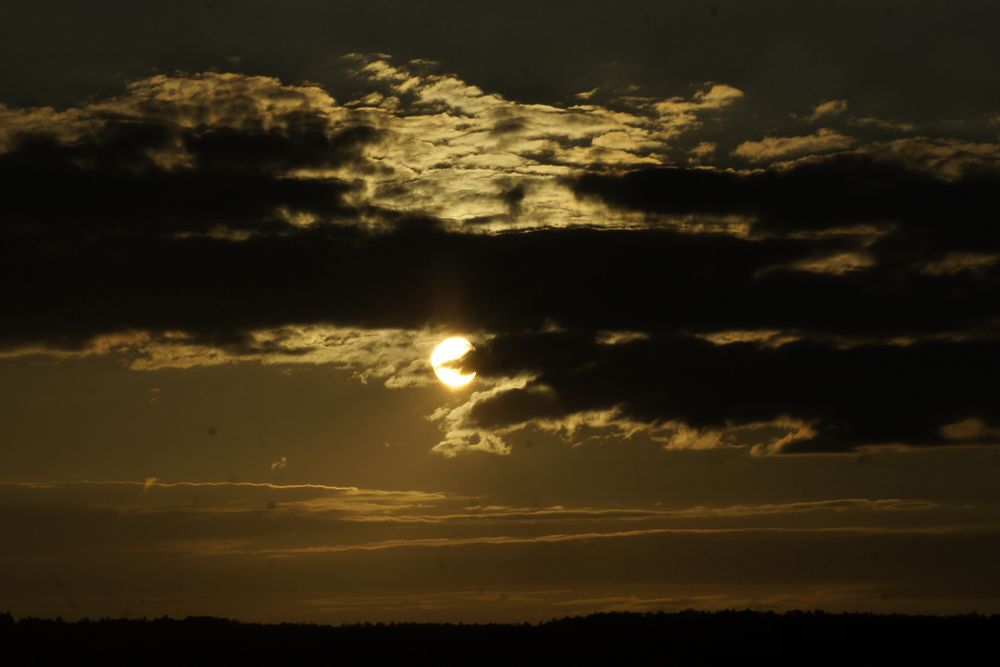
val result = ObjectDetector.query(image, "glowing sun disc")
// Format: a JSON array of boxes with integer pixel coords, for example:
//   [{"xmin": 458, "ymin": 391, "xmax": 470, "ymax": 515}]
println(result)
[{"xmin": 431, "ymin": 337, "xmax": 476, "ymax": 388}]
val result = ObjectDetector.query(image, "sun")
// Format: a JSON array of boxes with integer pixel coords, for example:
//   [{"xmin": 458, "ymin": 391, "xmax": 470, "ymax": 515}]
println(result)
[{"xmin": 431, "ymin": 337, "xmax": 476, "ymax": 388}]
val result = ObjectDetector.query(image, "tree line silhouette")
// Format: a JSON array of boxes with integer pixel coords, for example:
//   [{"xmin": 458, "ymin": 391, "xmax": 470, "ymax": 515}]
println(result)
[{"xmin": 1, "ymin": 609, "xmax": 996, "ymax": 664}]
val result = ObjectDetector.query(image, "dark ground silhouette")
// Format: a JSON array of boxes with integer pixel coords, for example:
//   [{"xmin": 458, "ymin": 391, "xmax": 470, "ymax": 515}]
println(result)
[{"xmin": 1, "ymin": 609, "xmax": 997, "ymax": 664}]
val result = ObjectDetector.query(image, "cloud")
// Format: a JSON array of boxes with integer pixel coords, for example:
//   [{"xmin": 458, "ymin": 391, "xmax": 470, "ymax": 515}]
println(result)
[
  {"xmin": 0, "ymin": 479, "xmax": 455, "ymax": 521},
  {"xmin": 651, "ymin": 83, "xmax": 744, "ymax": 117},
  {"xmin": 688, "ymin": 141, "xmax": 717, "ymax": 163},
  {"xmin": 1, "ymin": 191, "xmax": 998, "ymax": 459},
  {"xmin": 1, "ymin": 479, "xmax": 993, "ymax": 619},
  {"xmin": 456, "ymin": 330, "xmax": 1000, "ymax": 455},
  {"xmin": 5, "ymin": 479, "xmax": 975, "ymax": 563},
  {"xmin": 0, "ymin": 113, "xmax": 373, "ymax": 239},
  {"xmin": 0, "ymin": 60, "xmax": 751, "ymax": 238},
  {"xmin": 205, "ymin": 524, "xmax": 979, "ymax": 557},
  {"xmin": 732, "ymin": 128, "xmax": 855, "ymax": 162},
  {"xmin": 77, "ymin": 326, "xmax": 464, "ymax": 390},
  {"xmin": 850, "ymin": 116, "xmax": 916, "ymax": 133},
  {"xmin": 809, "ymin": 99, "xmax": 848, "ymax": 122},
  {"xmin": 570, "ymin": 152, "xmax": 1000, "ymax": 259},
  {"xmin": 866, "ymin": 137, "xmax": 1000, "ymax": 180},
  {"xmin": 430, "ymin": 375, "xmax": 533, "ymax": 457},
  {"xmin": 920, "ymin": 253, "xmax": 1000, "ymax": 276},
  {"xmin": 939, "ymin": 418, "xmax": 1000, "ymax": 442},
  {"xmin": 6, "ymin": 208, "xmax": 998, "ymax": 356}
]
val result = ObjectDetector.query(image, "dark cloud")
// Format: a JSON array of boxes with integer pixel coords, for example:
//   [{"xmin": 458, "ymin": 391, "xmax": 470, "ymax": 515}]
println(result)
[
  {"xmin": 465, "ymin": 330, "xmax": 1000, "ymax": 453},
  {"xmin": 571, "ymin": 154, "xmax": 1000, "ymax": 262},
  {"xmin": 1, "ymin": 116, "xmax": 376, "ymax": 238},
  {"xmin": 183, "ymin": 118, "xmax": 378, "ymax": 173},
  {"xmin": 499, "ymin": 183, "xmax": 527, "ymax": 219},
  {"xmin": 7, "ymin": 213, "xmax": 1000, "ymax": 350},
  {"xmin": 3, "ymin": 151, "xmax": 1000, "ymax": 349}
]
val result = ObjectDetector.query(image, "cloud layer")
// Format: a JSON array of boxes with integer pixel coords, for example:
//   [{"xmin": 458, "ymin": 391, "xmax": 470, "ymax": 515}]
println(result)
[
  {"xmin": 3, "ymin": 57, "xmax": 1000, "ymax": 455},
  {"xmin": 1, "ymin": 479, "xmax": 997, "ymax": 620}
]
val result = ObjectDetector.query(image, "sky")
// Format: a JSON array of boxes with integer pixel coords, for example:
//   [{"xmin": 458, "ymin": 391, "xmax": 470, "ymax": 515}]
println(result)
[{"xmin": 2, "ymin": 1, "xmax": 1000, "ymax": 622}]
